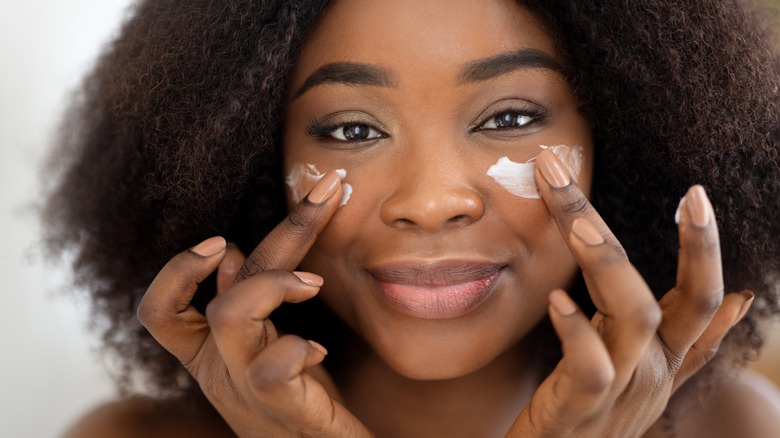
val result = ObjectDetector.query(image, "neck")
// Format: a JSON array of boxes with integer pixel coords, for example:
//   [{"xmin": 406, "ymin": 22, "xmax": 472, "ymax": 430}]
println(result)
[{"xmin": 338, "ymin": 336, "xmax": 542, "ymax": 437}]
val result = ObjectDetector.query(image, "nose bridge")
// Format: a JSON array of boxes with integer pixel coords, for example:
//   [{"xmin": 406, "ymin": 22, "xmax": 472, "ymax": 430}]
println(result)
[{"xmin": 380, "ymin": 133, "xmax": 485, "ymax": 232}]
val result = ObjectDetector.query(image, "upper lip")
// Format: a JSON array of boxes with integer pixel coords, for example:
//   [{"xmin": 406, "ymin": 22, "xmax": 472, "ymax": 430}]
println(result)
[{"xmin": 367, "ymin": 259, "xmax": 506, "ymax": 286}]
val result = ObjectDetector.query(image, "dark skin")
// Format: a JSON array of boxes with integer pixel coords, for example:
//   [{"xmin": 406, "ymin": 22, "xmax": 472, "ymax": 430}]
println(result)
[{"xmin": 69, "ymin": 0, "xmax": 780, "ymax": 437}]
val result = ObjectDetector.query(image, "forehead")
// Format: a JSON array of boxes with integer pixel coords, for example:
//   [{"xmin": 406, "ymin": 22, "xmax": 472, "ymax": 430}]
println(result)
[{"xmin": 291, "ymin": 0, "xmax": 558, "ymax": 83}]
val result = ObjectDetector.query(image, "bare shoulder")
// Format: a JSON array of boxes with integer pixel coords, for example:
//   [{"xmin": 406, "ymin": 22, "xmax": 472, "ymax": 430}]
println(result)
[
  {"xmin": 677, "ymin": 369, "xmax": 780, "ymax": 438},
  {"xmin": 63, "ymin": 396, "xmax": 234, "ymax": 438}
]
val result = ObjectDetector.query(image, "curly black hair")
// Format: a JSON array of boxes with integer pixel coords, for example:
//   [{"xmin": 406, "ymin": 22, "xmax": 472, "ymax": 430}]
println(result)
[{"xmin": 43, "ymin": 0, "xmax": 780, "ymax": 415}]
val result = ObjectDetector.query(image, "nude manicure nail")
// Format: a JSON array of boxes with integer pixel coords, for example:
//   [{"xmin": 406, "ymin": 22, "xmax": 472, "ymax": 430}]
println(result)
[
  {"xmin": 308, "ymin": 340, "xmax": 328, "ymax": 355},
  {"xmin": 307, "ymin": 171, "xmax": 342, "ymax": 204},
  {"xmin": 674, "ymin": 197, "xmax": 686, "ymax": 224},
  {"xmin": 571, "ymin": 218, "xmax": 605, "ymax": 246},
  {"xmin": 191, "ymin": 236, "xmax": 226, "ymax": 257},
  {"xmin": 549, "ymin": 289, "xmax": 577, "ymax": 316},
  {"xmin": 536, "ymin": 149, "xmax": 572, "ymax": 188},
  {"xmin": 293, "ymin": 271, "xmax": 324, "ymax": 287},
  {"xmin": 733, "ymin": 291, "xmax": 755, "ymax": 326},
  {"xmin": 686, "ymin": 185, "xmax": 712, "ymax": 228}
]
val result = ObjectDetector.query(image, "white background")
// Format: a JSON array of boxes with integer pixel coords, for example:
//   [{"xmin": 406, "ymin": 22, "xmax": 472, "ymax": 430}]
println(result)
[
  {"xmin": 0, "ymin": 1, "xmax": 133, "ymax": 436},
  {"xmin": 2, "ymin": 2, "xmax": 779, "ymax": 438}
]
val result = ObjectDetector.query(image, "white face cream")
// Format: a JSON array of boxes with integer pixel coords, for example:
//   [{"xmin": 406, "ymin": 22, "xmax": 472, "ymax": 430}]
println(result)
[
  {"xmin": 285, "ymin": 163, "xmax": 352, "ymax": 206},
  {"xmin": 486, "ymin": 144, "xmax": 583, "ymax": 199}
]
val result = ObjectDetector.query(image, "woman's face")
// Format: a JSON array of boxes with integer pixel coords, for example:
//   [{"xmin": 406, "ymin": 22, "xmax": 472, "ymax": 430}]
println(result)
[{"xmin": 283, "ymin": 0, "xmax": 592, "ymax": 380}]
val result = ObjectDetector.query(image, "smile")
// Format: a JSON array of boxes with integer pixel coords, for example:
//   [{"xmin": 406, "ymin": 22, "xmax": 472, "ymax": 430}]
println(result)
[{"xmin": 368, "ymin": 260, "xmax": 505, "ymax": 319}]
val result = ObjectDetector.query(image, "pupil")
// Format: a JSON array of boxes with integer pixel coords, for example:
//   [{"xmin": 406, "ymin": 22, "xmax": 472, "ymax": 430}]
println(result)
[
  {"xmin": 497, "ymin": 113, "xmax": 518, "ymax": 128},
  {"xmin": 344, "ymin": 125, "xmax": 369, "ymax": 140}
]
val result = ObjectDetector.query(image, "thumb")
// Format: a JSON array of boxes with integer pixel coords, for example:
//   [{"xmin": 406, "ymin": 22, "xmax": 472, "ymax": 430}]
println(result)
[{"xmin": 138, "ymin": 236, "xmax": 226, "ymax": 364}]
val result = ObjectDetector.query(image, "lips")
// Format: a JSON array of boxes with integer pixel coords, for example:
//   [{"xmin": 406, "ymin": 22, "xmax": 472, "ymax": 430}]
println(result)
[{"xmin": 367, "ymin": 260, "xmax": 505, "ymax": 319}]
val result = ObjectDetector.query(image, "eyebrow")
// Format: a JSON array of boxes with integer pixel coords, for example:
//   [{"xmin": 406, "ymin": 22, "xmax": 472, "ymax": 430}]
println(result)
[
  {"xmin": 457, "ymin": 48, "xmax": 565, "ymax": 84},
  {"xmin": 293, "ymin": 62, "xmax": 396, "ymax": 99},
  {"xmin": 293, "ymin": 49, "xmax": 564, "ymax": 99}
]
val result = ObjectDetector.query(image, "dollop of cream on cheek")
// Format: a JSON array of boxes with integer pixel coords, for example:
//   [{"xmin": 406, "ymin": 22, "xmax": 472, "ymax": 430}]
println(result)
[
  {"xmin": 486, "ymin": 145, "xmax": 583, "ymax": 199},
  {"xmin": 285, "ymin": 163, "xmax": 352, "ymax": 206}
]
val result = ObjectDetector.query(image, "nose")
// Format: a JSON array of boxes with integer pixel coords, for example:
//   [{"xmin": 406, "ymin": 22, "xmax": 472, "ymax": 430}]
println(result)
[{"xmin": 380, "ymin": 155, "xmax": 485, "ymax": 232}]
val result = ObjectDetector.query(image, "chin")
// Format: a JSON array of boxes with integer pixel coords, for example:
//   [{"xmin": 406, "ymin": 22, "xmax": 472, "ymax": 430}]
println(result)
[{"xmin": 368, "ymin": 321, "xmax": 521, "ymax": 381}]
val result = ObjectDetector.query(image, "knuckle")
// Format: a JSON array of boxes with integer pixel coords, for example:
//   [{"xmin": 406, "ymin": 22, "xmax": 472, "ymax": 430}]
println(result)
[
  {"xmin": 691, "ymin": 288, "xmax": 724, "ymax": 317},
  {"xmin": 284, "ymin": 207, "xmax": 313, "ymax": 236},
  {"xmin": 560, "ymin": 196, "xmax": 589, "ymax": 215},
  {"xmin": 687, "ymin": 227, "xmax": 721, "ymax": 253},
  {"xmin": 692, "ymin": 341, "xmax": 721, "ymax": 365},
  {"xmin": 592, "ymin": 249, "xmax": 629, "ymax": 267},
  {"xmin": 239, "ymin": 250, "xmax": 272, "ymax": 280},
  {"xmin": 628, "ymin": 300, "xmax": 663, "ymax": 334},
  {"xmin": 580, "ymin": 363, "xmax": 615, "ymax": 395},
  {"xmin": 246, "ymin": 359, "xmax": 287, "ymax": 394},
  {"xmin": 204, "ymin": 296, "xmax": 239, "ymax": 329}
]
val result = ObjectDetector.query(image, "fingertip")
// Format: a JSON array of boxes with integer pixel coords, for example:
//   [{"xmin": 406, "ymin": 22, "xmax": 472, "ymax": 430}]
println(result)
[
  {"xmin": 190, "ymin": 236, "xmax": 226, "ymax": 257},
  {"xmin": 733, "ymin": 290, "xmax": 755, "ymax": 327},
  {"xmin": 549, "ymin": 289, "xmax": 578, "ymax": 316},
  {"xmin": 293, "ymin": 271, "xmax": 325, "ymax": 287},
  {"xmin": 308, "ymin": 340, "xmax": 328, "ymax": 356},
  {"xmin": 306, "ymin": 171, "xmax": 343, "ymax": 204}
]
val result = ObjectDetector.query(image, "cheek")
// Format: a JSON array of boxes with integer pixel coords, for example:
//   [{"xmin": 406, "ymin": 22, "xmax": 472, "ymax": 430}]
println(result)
[
  {"xmin": 284, "ymin": 162, "xmax": 352, "ymax": 206},
  {"xmin": 486, "ymin": 144, "xmax": 586, "ymax": 200}
]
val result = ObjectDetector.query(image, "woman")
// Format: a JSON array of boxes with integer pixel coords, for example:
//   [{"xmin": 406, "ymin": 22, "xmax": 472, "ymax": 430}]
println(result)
[{"xmin": 49, "ymin": 0, "xmax": 780, "ymax": 436}]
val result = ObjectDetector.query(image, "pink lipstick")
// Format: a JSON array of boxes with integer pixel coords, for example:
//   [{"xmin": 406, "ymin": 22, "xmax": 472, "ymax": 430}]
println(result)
[{"xmin": 368, "ymin": 261, "xmax": 504, "ymax": 319}]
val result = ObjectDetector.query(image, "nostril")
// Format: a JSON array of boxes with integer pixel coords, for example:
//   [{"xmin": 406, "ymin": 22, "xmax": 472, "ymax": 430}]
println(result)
[
  {"xmin": 393, "ymin": 218, "xmax": 416, "ymax": 228},
  {"xmin": 449, "ymin": 214, "xmax": 471, "ymax": 224}
]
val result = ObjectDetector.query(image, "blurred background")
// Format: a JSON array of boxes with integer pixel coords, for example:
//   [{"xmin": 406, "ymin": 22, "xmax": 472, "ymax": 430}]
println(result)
[{"xmin": 1, "ymin": 1, "xmax": 779, "ymax": 437}]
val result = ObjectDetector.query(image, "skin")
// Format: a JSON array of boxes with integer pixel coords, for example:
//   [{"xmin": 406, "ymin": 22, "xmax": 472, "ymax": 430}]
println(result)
[
  {"xmin": 123, "ymin": 0, "xmax": 780, "ymax": 437},
  {"xmin": 284, "ymin": 0, "xmax": 592, "ymax": 384}
]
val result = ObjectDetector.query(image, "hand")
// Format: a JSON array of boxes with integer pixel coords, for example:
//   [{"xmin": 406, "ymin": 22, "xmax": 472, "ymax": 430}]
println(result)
[
  {"xmin": 137, "ymin": 171, "xmax": 372, "ymax": 438},
  {"xmin": 506, "ymin": 150, "xmax": 754, "ymax": 437}
]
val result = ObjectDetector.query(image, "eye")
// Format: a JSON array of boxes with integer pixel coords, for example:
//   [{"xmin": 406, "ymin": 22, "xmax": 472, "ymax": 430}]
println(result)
[
  {"xmin": 306, "ymin": 117, "xmax": 388, "ymax": 144},
  {"xmin": 478, "ymin": 112, "xmax": 536, "ymax": 130},
  {"xmin": 328, "ymin": 123, "xmax": 385, "ymax": 142}
]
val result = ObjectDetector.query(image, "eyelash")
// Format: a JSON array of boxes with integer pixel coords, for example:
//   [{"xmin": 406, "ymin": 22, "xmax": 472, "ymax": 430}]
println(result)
[
  {"xmin": 306, "ymin": 118, "xmax": 387, "ymax": 143},
  {"xmin": 306, "ymin": 105, "xmax": 547, "ymax": 143},
  {"xmin": 471, "ymin": 106, "xmax": 547, "ymax": 133}
]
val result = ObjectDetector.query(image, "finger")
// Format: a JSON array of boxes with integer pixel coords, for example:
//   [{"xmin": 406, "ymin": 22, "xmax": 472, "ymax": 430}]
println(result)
[
  {"xmin": 568, "ymin": 217, "xmax": 662, "ymax": 388},
  {"xmin": 658, "ymin": 185, "xmax": 724, "ymax": 364},
  {"xmin": 247, "ymin": 335, "xmax": 371, "ymax": 437},
  {"xmin": 206, "ymin": 271, "xmax": 323, "ymax": 379},
  {"xmin": 673, "ymin": 291, "xmax": 753, "ymax": 391},
  {"xmin": 508, "ymin": 290, "xmax": 613, "ymax": 436},
  {"xmin": 217, "ymin": 243, "xmax": 246, "ymax": 294},
  {"xmin": 536, "ymin": 150, "xmax": 661, "ymax": 385},
  {"xmin": 137, "ymin": 236, "xmax": 226, "ymax": 364},
  {"xmin": 236, "ymin": 170, "xmax": 344, "ymax": 282},
  {"xmin": 547, "ymin": 290, "xmax": 614, "ymax": 414},
  {"xmin": 534, "ymin": 149, "xmax": 626, "ymax": 312}
]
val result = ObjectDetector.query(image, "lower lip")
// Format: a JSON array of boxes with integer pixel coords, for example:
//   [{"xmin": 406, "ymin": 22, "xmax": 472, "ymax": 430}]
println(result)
[{"xmin": 373, "ymin": 271, "xmax": 501, "ymax": 319}]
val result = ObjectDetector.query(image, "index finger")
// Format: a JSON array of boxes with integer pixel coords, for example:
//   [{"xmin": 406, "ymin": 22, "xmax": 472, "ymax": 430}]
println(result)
[
  {"xmin": 534, "ymin": 149, "xmax": 625, "ymax": 261},
  {"xmin": 534, "ymin": 149, "xmax": 629, "ymax": 314},
  {"xmin": 235, "ymin": 170, "xmax": 344, "ymax": 281}
]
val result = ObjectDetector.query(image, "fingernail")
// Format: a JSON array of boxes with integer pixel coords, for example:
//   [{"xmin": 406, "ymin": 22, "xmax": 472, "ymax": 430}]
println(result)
[
  {"xmin": 536, "ymin": 149, "xmax": 571, "ymax": 188},
  {"xmin": 549, "ymin": 289, "xmax": 577, "ymax": 316},
  {"xmin": 686, "ymin": 185, "xmax": 712, "ymax": 228},
  {"xmin": 571, "ymin": 218, "xmax": 605, "ymax": 246},
  {"xmin": 733, "ymin": 291, "xmax": 755, "ymax": 326},
  {"xmin": 307, "ymin": 171, "xmax": 342, "ymax": 204},
  {"xmin": 674, "ymin": 197, "xmax": 686, "ymax": 225},
  {"xmin": 191, "ymin": 236, "xmax": 226, "ymax": 257},
  {"xmin": 293, "ymin": 271, "xmax": 324, "ymax": 287},
  {"xmin": 308, "ymin": 340, "xmax": 328, "ymax": 355}
]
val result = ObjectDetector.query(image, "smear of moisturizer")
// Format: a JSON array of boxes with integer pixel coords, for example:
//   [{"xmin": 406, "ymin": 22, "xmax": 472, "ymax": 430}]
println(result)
[
  {"xmin": 285, "ymin": 163, "xmax": 352, "ymax": 206},
  {"xmin": 486, "ymin": 145, "xmax": 583, "ymax": 199}
]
